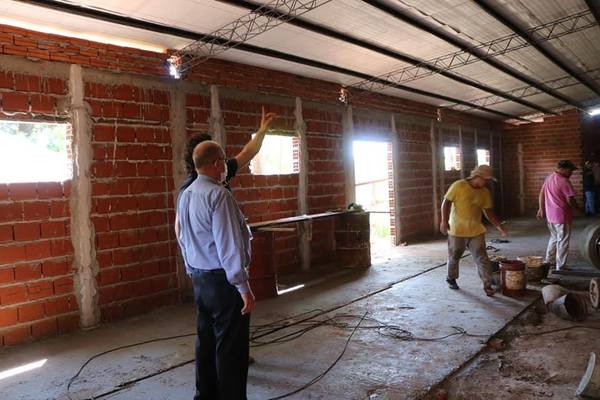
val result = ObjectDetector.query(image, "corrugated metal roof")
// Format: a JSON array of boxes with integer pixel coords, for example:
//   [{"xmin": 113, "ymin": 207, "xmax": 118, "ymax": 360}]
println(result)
[{"xmin": 0, "ymin": 0, "xmax": 598, "ymax": 120}]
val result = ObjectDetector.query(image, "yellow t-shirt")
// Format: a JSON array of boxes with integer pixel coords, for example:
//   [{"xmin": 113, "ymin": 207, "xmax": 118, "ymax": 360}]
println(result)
[{"xmin": 445, "ymin": 179, "xmax": 493, "ymax": 237}]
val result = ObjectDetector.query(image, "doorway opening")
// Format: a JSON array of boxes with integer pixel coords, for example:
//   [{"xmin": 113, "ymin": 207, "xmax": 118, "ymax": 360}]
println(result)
[{"xmin": 353, "ymin": 140, "xmax": 394, "ymax": 256}]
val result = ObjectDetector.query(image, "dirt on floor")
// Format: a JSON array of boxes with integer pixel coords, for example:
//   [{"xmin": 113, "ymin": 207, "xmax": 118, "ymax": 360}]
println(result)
[{"xmin": 432, "ymin": 295, "xmax": 600, "ymax": 400}]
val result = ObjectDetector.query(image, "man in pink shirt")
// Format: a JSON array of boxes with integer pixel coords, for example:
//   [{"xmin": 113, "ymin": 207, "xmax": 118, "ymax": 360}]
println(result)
[{"xmin": 537, "ymin": 160, "xmax": 580, "ymax": 271}]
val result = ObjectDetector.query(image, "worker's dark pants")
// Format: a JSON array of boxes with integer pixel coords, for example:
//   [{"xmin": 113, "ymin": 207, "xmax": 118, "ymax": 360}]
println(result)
[{"xmin": 191, "ymin": 269, "xmax": 250, "ymax": 400}]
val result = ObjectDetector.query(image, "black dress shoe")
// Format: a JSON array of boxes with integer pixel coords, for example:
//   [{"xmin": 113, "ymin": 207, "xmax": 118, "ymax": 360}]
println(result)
[{"xmin": 446, "ymin": 278, "xmax": 459, "ymax": 290}]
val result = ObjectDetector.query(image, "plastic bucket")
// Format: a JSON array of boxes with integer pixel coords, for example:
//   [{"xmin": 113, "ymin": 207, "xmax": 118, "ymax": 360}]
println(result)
[{"xmin": 500, "ymin": 260, "xmax": 526, "ymax": 297}]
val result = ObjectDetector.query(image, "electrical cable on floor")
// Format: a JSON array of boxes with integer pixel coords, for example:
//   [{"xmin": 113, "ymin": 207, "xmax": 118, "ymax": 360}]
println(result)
[
  {"xmin": 65, "ymin": 333, "xmax": 195, "ymax": 400},
  {"xmin": 266, "ymin": 311, "xmax": 368, "ymax": 400},
  {"xmin": 65, "ymin": 252, "xmax": 484, "ymax": 399}
]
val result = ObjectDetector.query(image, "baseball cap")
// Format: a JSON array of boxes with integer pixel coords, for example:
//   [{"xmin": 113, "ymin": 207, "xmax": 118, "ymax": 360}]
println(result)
[{"xmin": 468, "ymin": 165, "xmax": 497, "ymax": 181}]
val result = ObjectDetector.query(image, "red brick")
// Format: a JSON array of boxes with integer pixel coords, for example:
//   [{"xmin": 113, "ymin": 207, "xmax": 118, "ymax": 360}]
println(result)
[
  {"xmin": 15, "ymin": 74, "xmax": 40, "ymax": 92},
  {"xmin": 54, "ymin": 276, "xmax": 73, "ymax": 294},
  {"xmin": 0, "ymin": 203, "xmax": 22, "ymax": 223},
  {"xmin": 113, "ymin": 84, "xmax": 134, "ymax": 100},
  {"xmin": 30, "ymin": 94, "xmax": 56, "ymax": 113},
  {"xmin": 42, "ymin": 260, "xmax": 68, "ymax": 276},
  {"xmin": 14, "ymin": 223, "xmax": 40, "ymax": 241},
  {"xmin": 50, "ymin": 200, "xmax": 69, "ymax": 218},
  {"xmin": 121, "ymin": 265, "xmax": 142, "ymax": 281},
  {"xmin": 52, "ymin": 239, "xmax": 73, "ymax": 257},
  {"xmin": 27, "ymin": 280, "xmax": 54, "ymax": 301},
  {"xmin": 0, "ymin": 225, "xmax": 13, "ymax": 242},
  {"xmin": 4, "ymin": 44, "xmax": 28, "ymax": 57},
  {"xmin": 25, "ymin": 241, "xmax": 52, "ymax": 260},
  {"xmin": 47, "ymin": 78, "xmax": 66, "ymax": 95},
  {"xmin": 3, "ymin": 326, "xmax": 31, "ymax": 346},
  {"xmin": 0, "ymin": 284, "xmax": 28, "ymax": 305},
  {"xmin": 15, "ymin": 263, "xmax": 41, "ymax": 281},
  {"xmin": 45, "ymin": 295, "xmax": 71, "ymax": 316},
  {"xmin": 57, "ymin": 313, "xmax": 79, "ymax": 333},
  {"xmin": 126, "ymin": 144, "xmax": 146, "ymax": 160},
  {"xmin": 0, "ymin": 184, "xmax": 8, "ymax": 200},
  {"xmin": 0, "ymin": 70, "xmax": 14, "ymax": 89},
  {"xmin": 37, "ymin": 182, "xmax": 63, "ymax": 199},
  {"xmin": 32, "ymin": 318, "xmax": 58, "ymax": 338},
  {"xmin": 2, "ymin": 92, "xmax": 29, "ymax": 112},
  {"xmin": 41, "ymin": 221, "xmax": 65, "ymax": 238},
  {"xmin": 97, "ymin": 232, "xmax": 119, "ymax": 249},
  {"xmin": 0, "ymin": 307, "xmax": 18, "ymax": 327},
  {"xmin": 103, "ymin": 102, "xmax": 122, "ymax": 118},
  {"xmin": 8, "ymin": 183, "xmax": 37, "ymax": 201},
  {"xmin": 0, "ymin": 244, "xmax": 26, "ymax": 265},
  {"xmin": 23, "ymin": 202, "xmax": 50, "ymax": 220},
  {"xmin": 18, "ymin": 302, "xmax": 45, "ymax": 322},
  {"xmin": 0, "ymin": 267, "xmax": 15, "ymax": 284},
  {"xmin": 122, "ymin": 103, "xmax": 141, "ymax": 119},
  {"xmin": 116, "ymin": 126, "xmax": 136, "ymax": 141},
  {"xmin": 99, "ymin": 269, "xmax": 120, "ymax": 285},
  {"xmin": 93, "ymin": 125, "xmax": 115, "ymax": 141}
]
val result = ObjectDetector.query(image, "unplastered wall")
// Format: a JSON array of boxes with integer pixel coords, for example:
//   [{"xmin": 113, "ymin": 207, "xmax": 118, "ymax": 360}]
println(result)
[
  {"xmin": 0, "ymin": 22, "xmax": 503, "ymax": 345},
  {"xmin": 500, "ymin": 110, "xmax": 583, "ymax": 216},
  {"xmin": 85, "ymin": 76, "xmax": 179, "ymax": 322},
  {"xmin": 0, "ymin": 67, "xmax": 79, "ymax": 345}
]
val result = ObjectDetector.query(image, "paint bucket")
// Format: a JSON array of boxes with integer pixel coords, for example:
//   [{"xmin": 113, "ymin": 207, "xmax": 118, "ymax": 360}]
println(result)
[
  {"xmin": 500, "ymin": 260, "xmax": 526, "ymax": 297},
  {"xmin": 547, "ymin": 293, "xmax": 587, "ymax": 322},
  {"xmin": 576, "ymin": 353, "xmax": 600, "ymax": 398}
]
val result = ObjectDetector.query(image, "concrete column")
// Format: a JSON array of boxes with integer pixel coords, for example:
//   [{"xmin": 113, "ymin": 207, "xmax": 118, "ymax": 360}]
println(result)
[
  {"xmin": 390, "ymin": 114, "xmax": 402, "ymax": 245},
  {"xmin": 474, "ymin": 128, "xmax": 478, "ymax": 164},
  {"xmin": 430, "ymin": 120, "xmax": 439, "ymax": 234},
  {"xmin": 295, "ymin": 97, "xmax": 311, "ymax": 271},
  {"xmin": 342, "ymin": 105, "xmax": 356, "ymax": 206},
  {"xmin": 69, "ymin": 65, "xmax": 100, "ymax": 329},
  {"xmin": 458, "ymin": 125, "xmax": 465, "ymax": 178},
  {"xmin": 438, "ymin": 126, "xmax": 445, "ymax": 202},
  {"xmin": 518, "ymin": 143, "xmax": 525, "ymax": 215},
  {"xmin": 209, "ymin": 85, "xmax": 226, "ymax": 146},
  {"xmin": 499, "ymin": 134, "xmax": 505, "ymax": 215},
  {"xmin": 169, "ymin": 84, "xmax": 192, "ymax": 299}
]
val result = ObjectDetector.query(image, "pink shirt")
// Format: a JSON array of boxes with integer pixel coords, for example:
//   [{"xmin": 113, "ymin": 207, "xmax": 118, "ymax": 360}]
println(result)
[{"xmin": 542, "ymin": 172, "xmax": 576, "ymax": 224}]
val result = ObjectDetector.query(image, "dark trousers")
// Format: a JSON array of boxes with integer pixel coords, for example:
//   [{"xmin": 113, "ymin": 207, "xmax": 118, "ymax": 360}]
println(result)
[{"xmin": 191, "ymin": 269, "xmax": 250, "ymax": 400}]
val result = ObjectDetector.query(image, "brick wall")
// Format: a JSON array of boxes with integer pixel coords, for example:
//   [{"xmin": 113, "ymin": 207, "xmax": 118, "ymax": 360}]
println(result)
[
  {"xmin": 0, "ymin": 25, "xmax": 168, "ymax": 76},
  {"xmin": 87, "ymin": 82, "xmax": 179, "ymax": 322},
  {"xmin": 0, "ymin": 72, "xmax": 78, "ymax": 345},
  {"xmin": 500, "ymin": 110, "xmax": 583, "ymax": 216},
  {"xmin": 0, "ymin": 22, "xmax": 504, "ymax": 345}
]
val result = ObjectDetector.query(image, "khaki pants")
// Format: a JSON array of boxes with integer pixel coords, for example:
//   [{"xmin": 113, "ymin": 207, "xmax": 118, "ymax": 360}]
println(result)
[
  {"xmin": 545, "ymin": 222, "xmax": 571, "ymax": 270},
  {"xmin": 447, "ymin": 234, "xmax": 492, "ymax": 286}
]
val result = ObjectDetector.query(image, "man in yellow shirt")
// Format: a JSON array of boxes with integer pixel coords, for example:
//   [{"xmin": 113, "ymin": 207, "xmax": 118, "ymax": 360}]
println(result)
[{"xmin": 440, "ymin": 165, "xmax": 507, "ymax": 296}]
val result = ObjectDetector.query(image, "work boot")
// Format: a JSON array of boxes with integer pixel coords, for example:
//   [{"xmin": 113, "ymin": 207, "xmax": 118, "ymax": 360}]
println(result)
[
  {"xmin": 484, "ymin": 284, "xmax": 495, "ymax": 297},
  {"xmin": 446, "ymin": 278, "xmax": 459, "ymax": 290}
]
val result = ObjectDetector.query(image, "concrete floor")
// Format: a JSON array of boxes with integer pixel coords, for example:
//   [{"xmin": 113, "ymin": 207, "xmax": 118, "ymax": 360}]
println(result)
[{"xmin": 1, "ymin": 217, "xmax": 595, "ymax": 400}]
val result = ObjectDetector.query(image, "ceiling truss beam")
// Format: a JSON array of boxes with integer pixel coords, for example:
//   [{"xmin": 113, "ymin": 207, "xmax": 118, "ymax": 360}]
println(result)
[
  {"xmin": 11, "ymin": 0, "xmax": 527, "ymax": 121},
  {"xmin": 349, "ymin": 10, "xmax": 595, "ymax": 93},
  {"xmin": 218, "ymin": 0, "xmax": 553, "ymax": 114},
  {"xmin": 473, "ymin": 0, "xmax": 600, "ymax": 97},
  {"xmin": 360, "ymin": 0, "xmax": 586, "ymax": 110}
]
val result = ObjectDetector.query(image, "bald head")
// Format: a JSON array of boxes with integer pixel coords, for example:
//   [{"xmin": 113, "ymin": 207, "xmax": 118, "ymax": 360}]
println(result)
[{"xmin": 193, "ymin": 141, "xmax": 224, "ymax": 170}]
